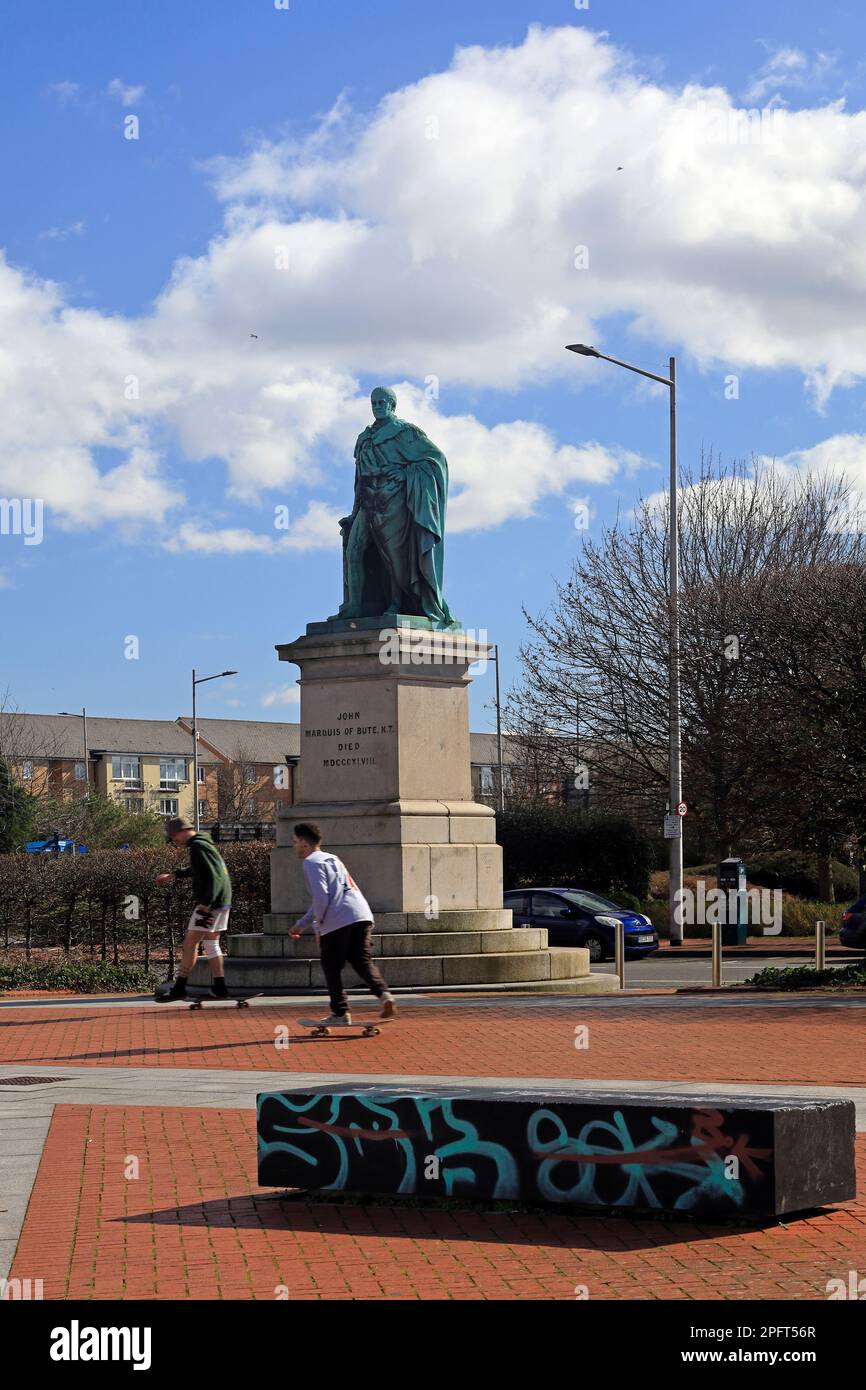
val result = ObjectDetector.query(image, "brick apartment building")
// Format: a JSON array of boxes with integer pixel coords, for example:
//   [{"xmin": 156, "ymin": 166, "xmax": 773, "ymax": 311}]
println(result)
[{"xmin": 5, "ymin": 713, "xmax": 519, "ymax": 826}]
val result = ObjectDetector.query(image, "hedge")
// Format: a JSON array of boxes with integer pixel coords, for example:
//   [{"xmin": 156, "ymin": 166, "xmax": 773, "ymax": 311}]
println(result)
[
  {"xmin": 0, "ymin": 960, "xmax": 156, "ymax": 993},
  {"xmin": 748, "ymin": 961, "xmax": 866, "ymax": 991},
  {"xmin": 497, "ymin": 809, "xmax": 652, "ymax": 900},
  {"xmin": 642, "ymin": 896, "xmax": 846, "ymax": 939},
  {"xmin": 0, "ymin": 842, "xmax": 270, "ymax": 967}
]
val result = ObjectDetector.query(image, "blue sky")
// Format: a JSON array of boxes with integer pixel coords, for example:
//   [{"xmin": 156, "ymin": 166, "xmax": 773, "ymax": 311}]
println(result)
[{"xmin": 1, "ymin": 0, "xmax": 865, "ymax": 733}]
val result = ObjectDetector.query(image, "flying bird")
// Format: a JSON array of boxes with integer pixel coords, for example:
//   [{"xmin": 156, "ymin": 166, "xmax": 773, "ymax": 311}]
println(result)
[{"xmin": 250, "ymin": 333, "xmax": 258, "ymax": 339}]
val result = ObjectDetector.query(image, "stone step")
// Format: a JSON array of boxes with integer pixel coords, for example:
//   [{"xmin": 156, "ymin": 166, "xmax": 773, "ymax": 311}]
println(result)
[
  {"xmin": 262, "ymin": 909, "xmax": 513, "ymax": 935},
  {"xmin": 190, "ymin": 946, "xmax": 596, "ymax": 990},
  {"xmin": 229, "ymin": 928, "xmax": 547, "ymax": 958}
]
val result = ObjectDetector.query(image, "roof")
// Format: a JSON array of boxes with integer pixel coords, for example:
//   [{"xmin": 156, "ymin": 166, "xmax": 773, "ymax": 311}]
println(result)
[
  {"xmin": 7, "ymin": 713, "xmax": 539, "ymax": 767},
  {"xmin": 178, "ymin": 717, "xmax": 301, "ymax": 764},
  {"xmin": 468, "ymin": 732, "xmax": 522, "ymax": 764},
  {"xmin": 3, "ymin": 715, "xmax": 219, "ymax": 762}
]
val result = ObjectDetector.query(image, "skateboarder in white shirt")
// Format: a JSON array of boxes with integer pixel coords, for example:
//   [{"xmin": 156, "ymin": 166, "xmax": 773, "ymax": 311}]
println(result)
[{"xmin": 289, "ymin": 821, "xmax": 396, "ymax": 1025}]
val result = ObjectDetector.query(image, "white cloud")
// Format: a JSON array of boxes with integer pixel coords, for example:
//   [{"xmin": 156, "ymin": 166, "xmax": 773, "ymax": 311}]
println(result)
[
  {"xmin": 39, "ymin": 221, "xmax": 85, "ymax": 241},
  {"xmin": 745, "ymin": 46, "xmax": 838, "ymax": 103},
  {"xmin": 46, "ymin": 82, "xmax": 80, "ymax": 104},
  {"xmin": 163, "ymin": 500, "xmax": 345, "ymax": 554},
  {"xmin": 0, "ymin": 256, "xmax": 182, "ymax": 530},
  {"xmin": 6, "ymin": 25, "xmax": 866, "ymax": 541},
  {"xmin": 107, "ymin": 79, "xmax": 145, "ymax": 106},
  {"xmin": 0, "ymin": 570, "xmax": 13, "ymax": 589},
  {"xmin": 261, "ymin": 684, "xmax": 300, "ymax": 708},
  {"xmin": 759, "ymin": 433, "xmax": 866, "ymax": 529},
  {"xmin": 194, "ymin": 24, "xmax": 866, "ymax": 405}
]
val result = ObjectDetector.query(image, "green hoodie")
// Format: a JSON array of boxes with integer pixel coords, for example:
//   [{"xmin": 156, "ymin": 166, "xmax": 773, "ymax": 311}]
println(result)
[{"xmin": 173, "ymin": 832, "xmax": 232, "ymax": 908}]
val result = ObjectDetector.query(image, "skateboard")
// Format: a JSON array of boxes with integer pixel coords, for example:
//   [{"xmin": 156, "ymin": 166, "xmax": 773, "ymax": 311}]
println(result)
[
  {"xmin": 297, "ymin": 1016, "xmax": 392, "ymax": 1038},
  {"xmin": 154, "ymin": 984, "xmax": 263, "ymax": 1010}
]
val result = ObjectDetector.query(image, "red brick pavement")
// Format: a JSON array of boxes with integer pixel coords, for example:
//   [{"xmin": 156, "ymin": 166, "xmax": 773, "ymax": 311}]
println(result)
[
  {"xmin": 10, "ymin": 1104, "xmax": 866, "ymax": 1301},
  {"xmin": 2, "ymin": 999, "xmax": 866, "ymax": 1084}
]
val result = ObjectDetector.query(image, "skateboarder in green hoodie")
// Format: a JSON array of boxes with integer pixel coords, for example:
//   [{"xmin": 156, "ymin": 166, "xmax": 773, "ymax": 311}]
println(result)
[{"xmin": 155, "ymin": 817, "xmax": 233, "ymax": 1000}]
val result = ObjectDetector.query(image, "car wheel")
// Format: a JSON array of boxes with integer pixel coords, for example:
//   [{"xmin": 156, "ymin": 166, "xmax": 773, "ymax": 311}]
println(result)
[{"xmin": 582, "ymin": 932, "xmax": 608, "ymax": 963}]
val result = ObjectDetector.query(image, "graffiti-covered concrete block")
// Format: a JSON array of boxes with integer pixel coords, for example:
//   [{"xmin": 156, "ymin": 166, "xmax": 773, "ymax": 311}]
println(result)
[{"xmin": 256, "ymin": 1085, "xmax": 855, "ymax": 1218}]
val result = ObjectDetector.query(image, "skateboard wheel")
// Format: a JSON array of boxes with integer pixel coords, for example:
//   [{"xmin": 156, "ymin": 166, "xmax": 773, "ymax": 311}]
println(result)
[
  {"xmin": 364, "ymin": 1026, "xmax": 380, "ymax": 1036},
  {"xmin": 190, "ymin": 1001, "xmax": 202, "ymax": 1011},
  {"xmin": 238, "ymin": 1000, "xmax": 249, "ymax": 1008}
]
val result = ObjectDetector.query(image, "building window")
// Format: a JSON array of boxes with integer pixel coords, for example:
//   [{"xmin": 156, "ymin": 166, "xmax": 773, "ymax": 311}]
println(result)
[
  {"xmin": 198, "ymin": 800, "xmax": 209, "ymax": 821},
  {"xmin": 479, "ymin": 765, "xmax": 495, "ymax": 794},
  {"xmin": 159, "ymin": 798, "xmax": 179, "ymax": 817},
  {"xmin": 246, "ymin": 798, "xmax": 255, "ymax": 815},
  {"xmin": 244, "ymin": 765, "xmax": 256, "ymax": 785},
  {"xmin": 276, "ymin": 799, "xmax": 283, "ymax": 812},
  {"xmin": 159, "ymin": 758, "xmax": 187, "ymax": 790},
  {"xmin": 112, "ymin": 755, "xmax": 141, "ymax": 788},
  {"xmin": 74, "ymin": 762, "xmax": 86, "ymax": 781},
  {"xmin": 197, "ymin": 765, "xmax": 205, "ymax": 784},
  {"xmin": 124, "ymin": 798, "xmax": 144, "ymax": 815},
  {"xmin": 23, "ymin": 760, "xmax": 33, "ymax": 780}
]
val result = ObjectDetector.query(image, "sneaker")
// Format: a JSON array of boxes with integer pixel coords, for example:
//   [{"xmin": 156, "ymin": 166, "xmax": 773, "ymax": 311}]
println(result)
[
  {"xmin": 166, "ymin": 978, "xmax": 188, "ymax": 1001},
  {"xmin": 379, "ymin": 993, "xmax": 396, "ymax": 1019},
  {"xmin": 318, "ymin": 1012, "xmax": 351, "ymax": 1026}
]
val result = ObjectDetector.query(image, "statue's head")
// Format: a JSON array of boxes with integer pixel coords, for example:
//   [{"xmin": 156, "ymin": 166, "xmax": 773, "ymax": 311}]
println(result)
[{"xmin": 371, "ymin": 386, "xmax": 397, "ymax": 422}]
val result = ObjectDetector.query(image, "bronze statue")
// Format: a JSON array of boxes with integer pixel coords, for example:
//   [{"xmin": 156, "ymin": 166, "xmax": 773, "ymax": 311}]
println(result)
[{"xmin": 331, "ymin": 387, "xmax": 457, "ymax": 629}]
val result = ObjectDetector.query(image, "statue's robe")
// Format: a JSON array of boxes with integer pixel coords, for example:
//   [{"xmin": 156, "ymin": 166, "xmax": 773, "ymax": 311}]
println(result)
[{"xmin": 352, "ymin": 415, "xmax": 455, "ymax": 627}]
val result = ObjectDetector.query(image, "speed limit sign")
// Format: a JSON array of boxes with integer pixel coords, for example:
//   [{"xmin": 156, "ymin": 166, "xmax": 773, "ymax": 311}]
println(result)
[{"xmin": 676, "ymin": 802, "xmax": 688, "ymax": 817}]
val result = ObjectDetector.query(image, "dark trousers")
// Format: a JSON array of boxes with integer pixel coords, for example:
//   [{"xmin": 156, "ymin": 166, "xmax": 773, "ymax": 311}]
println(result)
[{"xmin": 319, "ymin": 921, "xmax": 388, "ymax": 1015}]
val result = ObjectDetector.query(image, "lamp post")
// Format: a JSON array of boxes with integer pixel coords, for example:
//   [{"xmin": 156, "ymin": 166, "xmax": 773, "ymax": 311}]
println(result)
[
  {"xmin": 493, "ymin": 643, "xmax": 505, "ymax": 813},
  {"xmin": 59, "ymin": 708, "xmax": 89, "ymax": 794},
  {"xmin": 565, "ymin": 344, "xmax": 683, "ymax": 944},
  {"xmin": 192, "ymin": 670, "xmax": 238, "ymax": 830}
]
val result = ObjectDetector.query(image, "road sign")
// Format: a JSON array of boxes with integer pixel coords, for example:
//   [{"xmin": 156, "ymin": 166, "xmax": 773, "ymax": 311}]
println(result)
[
  {"xmin": 664, "ymin": 814, "xmax": 682, "ymax": 839},
  {"xmin": 676, "ymin": 802, "xmax": 688, "ymax": 817}
]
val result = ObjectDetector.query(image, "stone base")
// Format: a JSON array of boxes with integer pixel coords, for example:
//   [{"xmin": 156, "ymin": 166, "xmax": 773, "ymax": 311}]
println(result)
[
  {"xmin": 251, "ymin": 626, "xmax": 619, "ymax": 996},
  {"xmin": 190, "ymin": 941, "xmax": 619, "ymax": 994}
]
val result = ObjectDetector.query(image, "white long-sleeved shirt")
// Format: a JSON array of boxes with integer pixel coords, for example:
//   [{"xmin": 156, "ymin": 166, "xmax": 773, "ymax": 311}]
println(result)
[{"xmin": 295, "ymin": 850, "xmax": 374, "ymax": 937}]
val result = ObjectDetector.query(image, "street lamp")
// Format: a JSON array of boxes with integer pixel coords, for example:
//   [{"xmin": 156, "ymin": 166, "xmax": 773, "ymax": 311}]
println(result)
[
  {"xmin": 565, "ymin": 343, "xmax": 683, "ymax": 945},
  {"xmin": 59, "ymin": 708, "xmax": 89, "ymax": 793},
  {"xmin": 192, "ymin": 670, "xmax": 238, "ymax": 830},
  {"xmin": 488, "ymin": 644, "xmax": 505, "ymax": 813}
]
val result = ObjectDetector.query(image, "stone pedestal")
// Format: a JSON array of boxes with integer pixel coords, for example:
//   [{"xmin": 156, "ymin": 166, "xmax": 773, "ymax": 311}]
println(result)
[{"xmin": 194, "ymin": 624, "xmax": 617, "ymax": 995}]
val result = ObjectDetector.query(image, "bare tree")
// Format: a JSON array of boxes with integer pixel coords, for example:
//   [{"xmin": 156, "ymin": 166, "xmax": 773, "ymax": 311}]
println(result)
[
  {"xmin": 506, "ymin": 456, "xmax": 866, "ymax": 865},
  {"xmin": 215, "ymin": 744, "xmax": 261, "ymax": 824}
]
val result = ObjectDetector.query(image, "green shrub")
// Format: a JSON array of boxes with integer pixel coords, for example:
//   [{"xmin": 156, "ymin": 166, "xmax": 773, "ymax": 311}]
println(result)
[
  {"xmin": 498, "ymin": 809, "xmax": 652, "ymax": 899},
  {"xmin": 778, "ymin": 898, "xmax": 846, "ymax": 935},
  {"xmin": 611, "ymin": 890, "xmax": 643, "ymax": 913},
  {"xmin": 748, "ymin": 961, "xmax": 866, "ymax": 991},
  {"xmin": 742, "ymin": 851, "xmax": 858, "ymax": 902},
  {"xmin": 0, "ymin": 959, "xmax": 156, "ymax": 993}
]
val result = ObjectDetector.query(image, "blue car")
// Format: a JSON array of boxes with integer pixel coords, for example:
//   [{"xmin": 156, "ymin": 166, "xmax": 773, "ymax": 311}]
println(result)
[
  {"xmin": 504, "ymin": 887, "xmax": 659, "ymax": 962},
  {"xmin": 840, "ymin": 894, "xmax": 866, "ymax": 953}
]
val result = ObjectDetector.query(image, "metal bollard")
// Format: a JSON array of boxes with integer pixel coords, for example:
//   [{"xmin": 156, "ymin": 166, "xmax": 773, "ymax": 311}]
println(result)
[
  {"xmin": 711, "ymin": 920, "xmax": 722, "ymax": 988},
  {"xmin": 815, "ymin": 920, "xmax": 826, "ymax": 973},
  {"xmin": 615, "ymin": 920, "xmax": 625, "ymax": 990}
]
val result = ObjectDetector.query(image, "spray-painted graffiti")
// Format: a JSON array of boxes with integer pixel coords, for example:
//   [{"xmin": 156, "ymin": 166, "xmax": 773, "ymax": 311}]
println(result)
[{"xmin": 257, "ymin": 1090, "xmax": 788, "ymax": 1215}]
